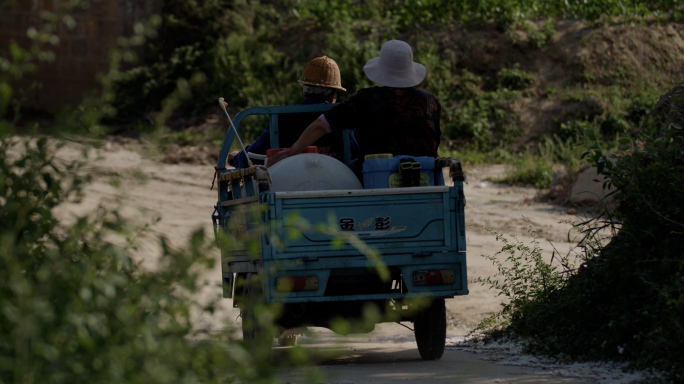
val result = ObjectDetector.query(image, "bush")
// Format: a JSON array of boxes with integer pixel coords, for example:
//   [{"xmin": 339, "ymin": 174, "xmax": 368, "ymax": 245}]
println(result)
[
  {"xmin": 479, "ymin": 87, "xmax": 684, "ymax": 382},
  {"xmin": 598, "ymin": 112, "xmax": 631, "ymax": 139},
  {"xmin": 0, "ymin": 138, "xmax": 266, "ymax": 383},
  {"xmin": 556, "ymin": 119, "xmax": 589, "ymax": 141},
  {"xmin": 0, "ymin": 9, "xmax": 282, "ymax": 377},
  {"xmin": 501, "ymin": 153, "xmax": 553, "ymax": 188},
  {"xmin": 112, "ymin": 0, "xmax": 236, "ymax": 122},
  {"xmin": 497, "ymin": 67, "xmax": 535, "ymax": 91},
  {"xmin": 471, "ymin": 223, "xmax": 574, "ymax": 335},
  {"xmin": 102, "ymin": 0, "xmax": 684, "ymax": 151}
]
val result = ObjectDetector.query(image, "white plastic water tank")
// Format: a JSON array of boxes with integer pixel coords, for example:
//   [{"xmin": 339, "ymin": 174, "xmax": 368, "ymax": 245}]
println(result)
[{"xmin": 268, "ymin": 153, "xmax": 362, "ymax": 192}]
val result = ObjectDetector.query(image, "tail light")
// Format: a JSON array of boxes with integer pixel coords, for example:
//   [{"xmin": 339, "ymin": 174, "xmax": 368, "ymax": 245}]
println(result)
[
  {"xmin": 275, "ymin": 276, "xmax": 319, "ymax": 292},
  {"xmin": 413, "ymin": 270, "xmax": 455, "ymax": 286}
]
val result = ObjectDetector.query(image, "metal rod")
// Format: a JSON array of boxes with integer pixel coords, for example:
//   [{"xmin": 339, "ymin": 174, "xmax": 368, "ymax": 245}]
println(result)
[{"xmin": 219, "ymin": 97, "xmax": 253, "ymax": 167}]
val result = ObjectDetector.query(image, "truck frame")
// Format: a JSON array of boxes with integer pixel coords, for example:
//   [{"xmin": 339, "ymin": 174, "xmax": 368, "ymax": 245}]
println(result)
[{"xmin": 212, "ymin": 103, "xmax": 467, "ymax": 360}]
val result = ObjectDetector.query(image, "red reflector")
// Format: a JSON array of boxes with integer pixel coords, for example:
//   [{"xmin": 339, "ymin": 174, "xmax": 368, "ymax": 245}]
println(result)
[
  {"xmin": 289, "ymin": 276, "xmax": 307, "ymax": 291},
  {"xmin": 413, "ymin": 270, "xmax": 454, "ymax": 286},
  {"xmin": 275, "ymin": 276, "xmax": 319, "ymax": 292},
  {"xmin": 424, "ymin": 270, "xmax": 443, "ymax": 285}
]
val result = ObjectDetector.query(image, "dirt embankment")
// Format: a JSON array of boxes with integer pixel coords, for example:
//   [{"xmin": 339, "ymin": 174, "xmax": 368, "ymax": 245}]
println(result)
[{"xmin": 440, "ymin": 20, "xmax": 684, "ymax": 142}]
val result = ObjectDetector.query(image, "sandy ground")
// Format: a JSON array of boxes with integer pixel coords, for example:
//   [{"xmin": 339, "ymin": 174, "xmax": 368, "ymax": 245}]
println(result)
[{"xmin": 50, "ymin": 139, "xmax": 646, "ymax": 383}]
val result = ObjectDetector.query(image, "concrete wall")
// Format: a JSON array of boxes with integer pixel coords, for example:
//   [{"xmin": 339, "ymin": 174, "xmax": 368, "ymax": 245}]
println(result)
[{"xmin": 0, "ymin": 0, "xmax": 164, "ymax": 113}]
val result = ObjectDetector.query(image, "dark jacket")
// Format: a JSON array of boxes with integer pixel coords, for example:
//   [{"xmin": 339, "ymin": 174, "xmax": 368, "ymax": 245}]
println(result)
[{"xmin": 324, "ymin": 86, "xmax": 441, "ymax": 162}]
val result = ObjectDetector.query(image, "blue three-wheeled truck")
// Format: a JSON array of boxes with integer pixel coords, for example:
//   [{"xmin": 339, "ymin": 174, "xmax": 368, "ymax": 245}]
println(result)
[{"xmin": 212, "ymin": 103, "xmax": 467, "ymax": 360}]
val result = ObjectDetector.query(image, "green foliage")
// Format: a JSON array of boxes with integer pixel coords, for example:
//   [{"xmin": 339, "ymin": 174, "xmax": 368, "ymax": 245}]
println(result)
[
  {"xmin": 113, "ymin": 0, "xmax": 383, "ymax": 138},
  {"xmin": 496, "ymin": 132, "xmax": 596, "ymax": 189},
  {"xmin": 0, "ymin": 8, "xmax": 287, "ymax": 379},
  {"xmin": 481, "ymin": 97, "xmax": 684, "ymax": 381},
  {"xmin": 212, "ymin": 31, "xmax": 300, "ymax": 137},
  {"xmin": 497, "ymin": 67, "xmax": 535, "ymax": 91},
  {"xmin": 103, "ymin": 0, "xmax": 683, "ymax": 143},
  {"xmin": 5, "ymin": 2, "xmax": 684, "ymax": 380},
  {"xmin": 550, "ymin": 85, "xmax": 660, "ymax": 147},
  {"xmin": 4, "ymin": 0, "xmax": 680, "ymax": 147},
  {"xmin": 506, "ymin": 20, "xmax": 557, "ymax": 48},
  {"xmin": 529, "ymin": 20, "xmax": 557, "ymax": 48},
  {"xmin": 450, "ymin": 98, "xmax": 497, "ymax": 149},
  {"xmin": 295, "ymin": 0, "xmax": 683, "ymax": 29},
  {"xmin": 0, "ymin": 0, "xmax": 94, "ymax": 128},
  {"xmin": 502, "ymin": 154, "xmax": 554, "ymax": 188},
  {"xmin": 438, "ymin": 145, "xmax": 513, "ymax": 165},
  {"xmin": 442, "ymin": 67, "xmax": 526, "ymax": 151},
  {"xmin": 0, "ymin": 138, "xmax": 262, "ymax": 383},
  {"xmin": 441, "ymin": 66, "xmax": 537, "ymax": 152},
  {"xmin": 471, "ymin": 223, "xmax": 574, "ymax": 334},
  {"xmin": 538, "ymin": 134, "xmax": 590, "ymax": 174},
  {"xmin": 557, "ymin": 119, "xmax": 589, "ymax": 141},
  {"xmin": 112, "ymin": 0, "xmax": 234, "ymax": 121},
  {"xmin": 293, "ymin": 0, "xmax": 358, "ymax": 28},
  {"xmin": 598, "ymin": 112, "xmax": 631, "ymax": 139},
  {"xmin": 321, "ymin": 28, "xmax": 378, "ymax": 94}
]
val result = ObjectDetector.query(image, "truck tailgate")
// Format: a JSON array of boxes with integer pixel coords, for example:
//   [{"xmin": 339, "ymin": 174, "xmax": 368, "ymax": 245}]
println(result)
[{"xmin": 266, "ymin": 186, "xmax": 465, "ymax": 260}]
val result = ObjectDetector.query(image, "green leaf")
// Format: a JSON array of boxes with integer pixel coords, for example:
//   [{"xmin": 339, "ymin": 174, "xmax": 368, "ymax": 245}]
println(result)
[
  {"xmin": 0, "ymin": 82, "xmax": 12, "ymax": 113},
  {"xmin": 9, "ymin": 42, "xmax": 24, "ymax": 61}
]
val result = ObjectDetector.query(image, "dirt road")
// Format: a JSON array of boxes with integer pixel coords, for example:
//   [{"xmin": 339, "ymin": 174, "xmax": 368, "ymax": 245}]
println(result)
[{"xmin": 53, "ymin": 140, "xmax": 632, "ymax": 383}]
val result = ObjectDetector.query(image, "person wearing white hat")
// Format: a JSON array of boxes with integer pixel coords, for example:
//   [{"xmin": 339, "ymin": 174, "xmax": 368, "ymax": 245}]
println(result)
[{"xmin": 267, "ymin": 40, "xmax": 441, "ymax": 170}]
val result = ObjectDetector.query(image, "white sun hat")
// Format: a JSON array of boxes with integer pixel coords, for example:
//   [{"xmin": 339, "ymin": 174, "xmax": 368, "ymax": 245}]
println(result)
[{"xmin": 363, "ymin": 40, "xmax": 426, "ymax": 88}]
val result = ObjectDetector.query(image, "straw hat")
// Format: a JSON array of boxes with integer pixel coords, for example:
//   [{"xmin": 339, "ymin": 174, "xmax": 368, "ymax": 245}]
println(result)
[
  {"xmin": 298, "ymin": 56, "xmax": 346, "ymax": 92},
  {"xmin": 363, "ymin": 40, "xmax": 426, "ymax": 88}
]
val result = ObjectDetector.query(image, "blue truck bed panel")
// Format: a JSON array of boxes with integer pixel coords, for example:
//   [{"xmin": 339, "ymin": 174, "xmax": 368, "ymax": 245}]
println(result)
[{"xmin": 268, "ymin": 186, "xmax": 464, "ymax": 259}]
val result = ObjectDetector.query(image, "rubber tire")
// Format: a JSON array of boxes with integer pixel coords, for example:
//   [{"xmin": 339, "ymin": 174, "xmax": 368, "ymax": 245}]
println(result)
[
  {"xmin": 414, "ymin": 298, "xmax": 446, "ymax": 360},
  {"xmin": 241, "ymin": 276, "xmax": 259, "ymax": 341},
  {"xmin": 241, "ymin": 274, "xmax": 273, "ymax": 357}
]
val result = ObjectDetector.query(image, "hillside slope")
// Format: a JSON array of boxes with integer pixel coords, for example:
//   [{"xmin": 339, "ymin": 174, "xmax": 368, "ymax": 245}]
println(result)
[
  {"xmin": 155, "ymin": 20, "xmax": 684, "ymax": 166},
  {"xmin": 432, "ymin": 20, "xmax": 684, "ymax": 145}
]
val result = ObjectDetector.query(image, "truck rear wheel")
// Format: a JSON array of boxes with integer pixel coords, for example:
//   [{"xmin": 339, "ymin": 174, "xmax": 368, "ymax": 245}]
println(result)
[
  {"xmin": 414, "ymin": 298, "xmax": 446, "ymax": 360},
  {"xmin": 241, "ymin": 274, "xmax": 273, "ymax": 354},
  {"xmin": 241, "ymin": 278, "xmax": 259, "ymax": 341}
]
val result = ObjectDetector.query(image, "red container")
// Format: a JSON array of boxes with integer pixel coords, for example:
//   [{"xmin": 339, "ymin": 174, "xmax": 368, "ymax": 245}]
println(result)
[{"xmin": 266, "ymin": 146, "xmax": 317, "ymax": 158}]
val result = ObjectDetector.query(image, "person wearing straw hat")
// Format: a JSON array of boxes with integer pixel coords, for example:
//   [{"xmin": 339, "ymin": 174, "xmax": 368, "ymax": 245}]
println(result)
[
  {"xmin": 229, "ymin": 56, "xmax": 359, "ymax": 168},
  {"xmin": 267, "ymin": 40, "xmax": 441, "ymax": 171}
]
